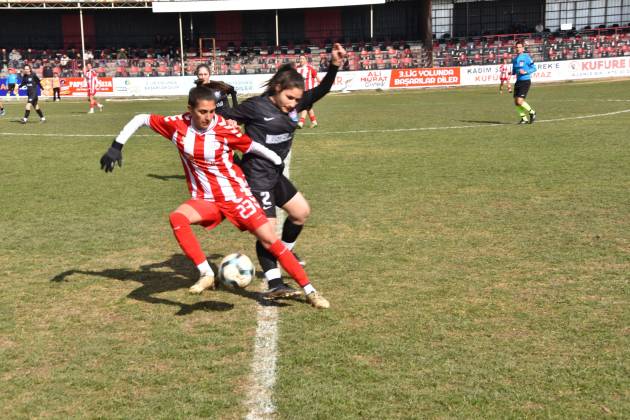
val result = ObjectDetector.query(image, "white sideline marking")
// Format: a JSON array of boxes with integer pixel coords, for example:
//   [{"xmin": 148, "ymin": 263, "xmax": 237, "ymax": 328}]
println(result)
[
  {"xmin": 244, "ymin": 151, "xmax": 291, "ymax": 419},
  {"xmin": 297, "ymin": 108, "xmax": 630, "ymax": 136},
  {"xmin": 1, "ymin": 108, "xmax": 629, "ymax": 139}
]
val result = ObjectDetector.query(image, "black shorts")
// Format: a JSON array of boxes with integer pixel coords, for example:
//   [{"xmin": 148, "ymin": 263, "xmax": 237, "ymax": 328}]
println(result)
[
  {"xmin": 27, "ymin": 95, "xmax": 39, "ymax": 106},
  {"xmin": 250, "ymin": 174, "xmax": 298, "ymax": 218},
  {"xmin": 513, "ymin": 80, "xmax": 531, "ymax": 98}
]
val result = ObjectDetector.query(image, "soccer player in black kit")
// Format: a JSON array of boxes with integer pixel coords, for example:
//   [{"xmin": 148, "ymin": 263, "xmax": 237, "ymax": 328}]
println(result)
[
  {"xmin": 194, "ymin": 64, "xmax": 238, "ymax": 116},
  {"xmin": 19, "ymin": 64, "xmax": 45, "ymax": 124},
  {"xmin": 222, "ymin": 43, "xmax": 347, "ymax": 301}
]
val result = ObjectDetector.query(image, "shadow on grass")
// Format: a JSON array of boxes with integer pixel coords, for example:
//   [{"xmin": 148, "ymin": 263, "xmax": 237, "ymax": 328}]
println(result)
[
  {"xmin": 50, "ymin": 253, "xmax": 290, "ymax": 315},
  {"xmin": 147, "ymin": 173, "xmax": 186, "ymax": 182}
]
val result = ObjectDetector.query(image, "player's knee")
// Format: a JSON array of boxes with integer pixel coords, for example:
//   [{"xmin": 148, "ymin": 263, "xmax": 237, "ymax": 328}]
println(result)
[
  {"xmin": 169, "ymin": 211, "xmax": 190, "ymax": 229},
  {"xmin": 289, "ymin": 203, "xmax": 310, "ymax": 225}
]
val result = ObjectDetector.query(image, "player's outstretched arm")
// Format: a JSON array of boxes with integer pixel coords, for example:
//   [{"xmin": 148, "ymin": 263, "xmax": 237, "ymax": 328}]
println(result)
[
  {"xmin": 298, "ymin": 43, "xmax": 347, "ymax": 111},
  {"xmin": 100, "ymin": 114, "xmax": 151, "ymax": 173}
]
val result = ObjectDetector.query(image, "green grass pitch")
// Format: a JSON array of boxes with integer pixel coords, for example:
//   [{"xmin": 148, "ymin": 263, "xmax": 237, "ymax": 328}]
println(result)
[{"xmin": 1, "ymin": 79, "xmax": 629, "ymax": 418}]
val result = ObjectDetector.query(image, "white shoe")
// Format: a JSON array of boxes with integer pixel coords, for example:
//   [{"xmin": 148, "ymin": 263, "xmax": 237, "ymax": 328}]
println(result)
[
  {"xmin": 98, "ymin": 104, "xmax": 104, "ymax": 112},
  {"xmin": 88, "ymin": 108, "xmax": 94, "ymax": 114},
  {"xmin": 189, "ymin": 273, "xmax": 215, "ymax": 294},
  {"xmin": 306, "ymin": 291, "xmax": 330, "ymax": 309}
]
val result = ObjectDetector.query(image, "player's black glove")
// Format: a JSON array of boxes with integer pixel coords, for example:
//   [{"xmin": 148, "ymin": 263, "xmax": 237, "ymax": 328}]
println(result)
[{"xmin": 100, "ymin": 144, "xmax": 123, "ymax": 173}]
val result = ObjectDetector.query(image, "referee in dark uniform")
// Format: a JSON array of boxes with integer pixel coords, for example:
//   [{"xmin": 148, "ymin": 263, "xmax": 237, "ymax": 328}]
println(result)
[{"xmin": 19, "ymin": 64, "xmax": 45, "ymax": 124}]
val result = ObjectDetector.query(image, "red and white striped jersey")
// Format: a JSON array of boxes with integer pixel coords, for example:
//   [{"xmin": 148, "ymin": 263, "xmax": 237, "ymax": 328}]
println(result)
[
  {"xmin": 148, "ymin": 113, "xmax": 254, "ymax": 202},
  {"xmin": 499, "ymin": 64, "xmax": 509, "ymax": 79},
  {"xmin": 296, "ymin": 64, "xmax": 319, "ymax": 91},
  {"xmin": 85, "ymin": 68, "xmax": 98, "ymax": 90}
]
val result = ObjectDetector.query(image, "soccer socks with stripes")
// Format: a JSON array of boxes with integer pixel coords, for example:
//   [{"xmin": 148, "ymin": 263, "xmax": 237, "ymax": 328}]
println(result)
[
  {"xmin": 256, "ymin": 240, "xmax": 282, "ymax": 288},
  {"xmin": 281, "ymin": 219, "xmax": 303, "ymax": 250},
  {"xmin": 267, "ymin": 240, "xmax": 310, "ymax": 288},
  {"xmin": 309, "ymin": 113, "xmax": 317, "ymax": 123},
  {"xmin": 169, "ymin": 212, "xmax": 208, "ymax": 270}
]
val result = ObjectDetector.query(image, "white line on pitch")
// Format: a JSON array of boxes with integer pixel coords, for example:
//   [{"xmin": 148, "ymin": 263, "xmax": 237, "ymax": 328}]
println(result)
[
  {"xmin": 244, "ymin": 151, "xmax": 291, "ymax": 419},
  {"xmin": 1, "ymin": 108, "xmax": 629, "ymax": 139}
]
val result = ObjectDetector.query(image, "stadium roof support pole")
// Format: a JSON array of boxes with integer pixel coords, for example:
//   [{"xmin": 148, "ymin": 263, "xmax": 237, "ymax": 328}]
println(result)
[
  {"xmin": 179, "ymin": 12, "xmax": 185, "ymax": 76},
  {"xmin": 275, "ymin": 9, "xmax": 279, "ymax": 46},
  {"xmin": 370, "ymin": 4, "xmax": 373, "ymax": 40},
  {"xmin": 79, "ymin": 7, "xmax": 86, "ymax": 70}
]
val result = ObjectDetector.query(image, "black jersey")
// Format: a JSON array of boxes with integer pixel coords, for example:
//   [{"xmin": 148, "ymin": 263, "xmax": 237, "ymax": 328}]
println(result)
[
  {"xmin": 222, "ymin": 64, "xmax": 339, "ymax": 190},
  {"xmin": 213, "ymin": 85, "xmax": 238, "ymax": 117},
  {"xmin": 19, "ymin": 73, "xmax": 42, "ymax": 97}
]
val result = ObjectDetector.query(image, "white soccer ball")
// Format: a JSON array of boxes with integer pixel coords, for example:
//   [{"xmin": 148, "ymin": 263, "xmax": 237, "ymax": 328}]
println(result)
[{"xmin": 219, "ymin": 253, "xmax": 255, "ymax": 289}]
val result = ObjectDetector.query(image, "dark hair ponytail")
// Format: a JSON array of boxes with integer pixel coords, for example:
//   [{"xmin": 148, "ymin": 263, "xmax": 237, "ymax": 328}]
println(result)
[
  {"xmin": 201, "ymin": 80, "xmax": 235, "ymax": 95},
  {"xmin": 264, "ymin": 64, "xmax": 304, "ymax": 95}
]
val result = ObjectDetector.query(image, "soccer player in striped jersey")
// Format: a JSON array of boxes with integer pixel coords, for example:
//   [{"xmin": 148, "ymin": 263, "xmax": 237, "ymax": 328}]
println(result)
[
  {"xmin": 296, "ymin": 55, "xmax": 321, "ymax": 128},
  {"xmin": 85, "ymin": 62, "xmax": 103, "ymax": 113},
  {"xmin": 19, "ymin": 64, "xmax": 45, "ymax": 124},
  {"xmin": 99, "ymin": 85, "xmax": 330, "ymax": 308},
  {"xmin": 512, "ymin": 42, "xmax": 537, "ymax": 124},
  {"xmin": 498, "ymin": 58, "xmax": 512, "ymax": 94}
]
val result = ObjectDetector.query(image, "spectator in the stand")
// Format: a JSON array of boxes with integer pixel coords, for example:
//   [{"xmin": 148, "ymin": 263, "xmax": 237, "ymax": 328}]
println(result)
[
  {"xmin": 319, "ymin": 57, "xmax": 328, "ymax": 72},
  {"xmin": 117, "ymin": 48, "xmax": 128, "ymax": 60},
  {"xmin": 342, "ymin": 56, "xmax": 350, "ymax": 71},
  {"xmin": 1, "ymin": 48, "xmax": 7, "ymax": 68},
  {"xmin": 9, "ymin": 48, "xmax": 21, "ymax": 67},
  {"xmin": 60, "ymin": 54, "xmax": 69, "ymax": 67}
]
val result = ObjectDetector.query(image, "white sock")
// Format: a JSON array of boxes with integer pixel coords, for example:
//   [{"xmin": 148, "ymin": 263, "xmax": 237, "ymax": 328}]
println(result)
[
  {"xmin": 303, "ymin": 284, "xmax": 315, "ymax": 295},
  {"xmin": 197, "ymin": 261, "xmax": 213, "ymax": 276},
  {"xmin": 264, "ymin": 268, "xmax": 281, "ymax": 282},
  {"xmin": 282, "ymin": 241, "xmax": 295, "ymax": 251}
]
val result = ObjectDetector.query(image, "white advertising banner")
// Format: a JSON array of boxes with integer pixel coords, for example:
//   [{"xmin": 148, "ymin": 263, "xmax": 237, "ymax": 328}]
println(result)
[
  {"xmin": 108, "ymin": 57, "xmax": 629, "ymax": 97},
  {"xmin": 460, "ymin": 56, "xmax": 630, "ymax": 86}
]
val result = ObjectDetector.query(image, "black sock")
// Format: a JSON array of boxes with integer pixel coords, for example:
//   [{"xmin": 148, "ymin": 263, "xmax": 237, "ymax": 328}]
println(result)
[
  {"xmin": 36, "ymin": 109, "xmax": 44, "ymax": 118},
  {"xmin": 256, "ymin": 240, "xmax": 282, "ymax": 288},
  {"xmin": 24, "ymin": 110, "xmax": 30, "ymax": 119},
  {"xmin": 281, "ymin": 219, "xmax": 303, "ymax": 244}
]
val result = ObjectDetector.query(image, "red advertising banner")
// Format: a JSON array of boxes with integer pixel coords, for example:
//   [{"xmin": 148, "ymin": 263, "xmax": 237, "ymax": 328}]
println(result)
[
  {"xmin": 41, "ymin": 77, "xmax": 114, "ymax": 97},
  {"xmin": 389, "ymin": 67, "xmax": 461, "ymax": 88}
]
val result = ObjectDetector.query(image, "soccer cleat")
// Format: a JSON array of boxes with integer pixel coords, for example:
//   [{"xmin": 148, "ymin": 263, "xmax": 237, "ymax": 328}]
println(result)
[
  {"xmin": 88, "ymin": 108, "xmax": 95, "ymax": 114},
  {"xmin": 189, "ymin": 273, "xmax": 215, "ymax": 294},
  {"xmin": 310, "ymin": 121, "xmax": 318, "ymax": 128},
  {"xmin": 297, "ymin": 121, "xmax": 304, "ymax": 129},
  {"xmin": 98, "ymin": 104, "xmax": 104, "ymax": 112},
  {"xmin": 306, "ymin": 291, "xmax": 330, "ymax": 309},
  {"xmin": 529, "ymin": 111, "xmax": 536, "ymax": 124},
  {"xmin": 21, "ymin": 118, "xmax": 27, "ymax": 124},
  {"xmin": 263, "ymin": 283, "xmax": 302, "ymax": 300},
  {"xmin": 518, "ymin": 118, "xmax": 528, "ymax": 125},
  {"xmin": 40, "ymin": 117, "xmax": 46, "ymax": 123},
  {"xmin": 0, "ymin": 109, "xmax": 5, "ymax": 116}
]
